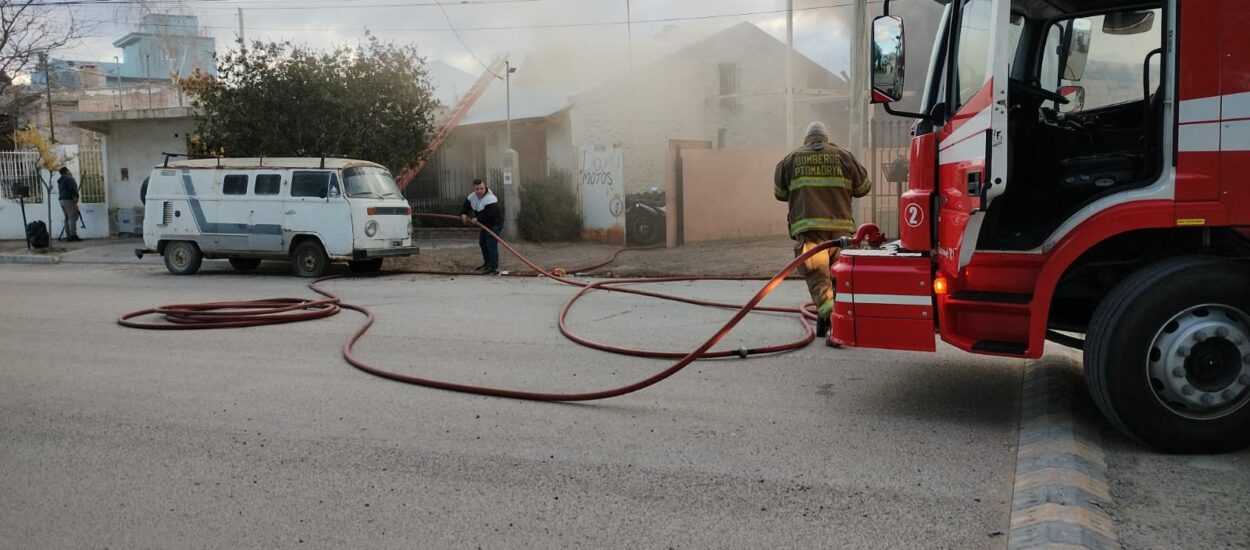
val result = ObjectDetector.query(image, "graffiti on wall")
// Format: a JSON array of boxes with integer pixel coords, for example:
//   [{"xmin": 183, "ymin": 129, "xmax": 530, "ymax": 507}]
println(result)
[{"xmin": 578, "ymin": 144, "xmax": 625, "ymax": 243}]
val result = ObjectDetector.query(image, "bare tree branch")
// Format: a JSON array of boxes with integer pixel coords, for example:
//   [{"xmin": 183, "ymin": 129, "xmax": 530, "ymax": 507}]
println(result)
[{"xmin": 0, "ymin": 0, "xmax": 95, "ymax": 96}]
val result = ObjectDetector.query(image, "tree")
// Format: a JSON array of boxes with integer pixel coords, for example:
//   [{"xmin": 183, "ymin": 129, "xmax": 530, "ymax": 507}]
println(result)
[
  {"xmin": 183, "ymin": 36, "xmax": 439, "ymax": 174},
  {"xmin": 13, "ymin": 122, "xmax": 69, "ymax": 227},
  {"xmin": 0, "ymin": 0, "xmax": 90, "ymax": 96}
]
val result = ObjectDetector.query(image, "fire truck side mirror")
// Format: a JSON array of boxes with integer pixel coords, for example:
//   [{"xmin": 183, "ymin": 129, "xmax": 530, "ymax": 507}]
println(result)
[
  {"xmin": 1062, "ymin": 18, "xmax": 1093, "ymax": 81},
  {"xmin": 1103, "ymin": 10, "xmax": 1154, "ymax": 35},
  {"xmin": 870, "ymin": 16, "xmax": 905, "ymax": 104},
  {"xmin": 1058, "ymin": 85, "xmax": 1086, "ymax": 114}
]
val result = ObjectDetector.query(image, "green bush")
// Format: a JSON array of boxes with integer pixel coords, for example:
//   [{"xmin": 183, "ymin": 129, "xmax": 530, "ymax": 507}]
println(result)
[{"xmin": 518, "ymin": 170, "xmax": 581, "ymax": 242}]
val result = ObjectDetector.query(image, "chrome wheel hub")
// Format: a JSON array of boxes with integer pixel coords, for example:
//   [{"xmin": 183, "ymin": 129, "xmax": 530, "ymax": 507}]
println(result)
[{"xmin": 1148, "ymin": 304, "xmax": 1250, "ymax": 419}]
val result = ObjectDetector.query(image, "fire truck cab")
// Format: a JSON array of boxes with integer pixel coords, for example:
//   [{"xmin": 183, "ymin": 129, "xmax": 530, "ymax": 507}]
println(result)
[{"xmin": 842, "ymin": 0, "xmax": 1250, "ymax": 452}]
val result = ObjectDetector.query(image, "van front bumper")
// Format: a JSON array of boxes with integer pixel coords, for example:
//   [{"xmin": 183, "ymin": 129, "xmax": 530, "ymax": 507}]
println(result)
[{"xmin": 352, "ymin": 246, "xmax": 419, "ymax": 259}]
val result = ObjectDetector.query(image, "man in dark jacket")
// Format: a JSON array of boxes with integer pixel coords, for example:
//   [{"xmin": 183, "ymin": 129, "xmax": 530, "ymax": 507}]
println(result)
[
  {"xmin": 461, "ymin": 178, "xmax": 503, "ymax": 274},
  {"xmin": 774, "ymin": 122, "xmax": 872, "ymax": 342},
  {"xmin": 57, "ymin": 167, "xmax": 81, "ymax": 242}
]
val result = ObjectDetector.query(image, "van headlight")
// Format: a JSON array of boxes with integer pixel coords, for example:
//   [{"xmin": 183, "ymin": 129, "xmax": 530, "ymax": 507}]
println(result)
[{"xmin": 365, "ymin": 220, "xmax": 379, "ymax": 237}]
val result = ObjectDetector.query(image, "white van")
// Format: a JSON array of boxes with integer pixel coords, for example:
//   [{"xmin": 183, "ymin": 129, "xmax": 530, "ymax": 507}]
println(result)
[{"xmin": 136, "ymin": 157, "xmax": 418, "ymax": 276}]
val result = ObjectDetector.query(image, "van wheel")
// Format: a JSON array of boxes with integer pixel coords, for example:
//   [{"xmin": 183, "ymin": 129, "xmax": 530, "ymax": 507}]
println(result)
[
  {"xmin": 291, "ymin": 240, "xmax": 329, "ymax": 277},
  {"xmin": 229, "ymin": 258, "xmax": 262, "ymax": 271},
  {"xmin": 164, "ymin": 241, "xmax": 202, "ymax": 275},
  {"xmin": 348, "ymin": 259, "xmax": 384, "ymax": 273},
  {"xmin": 1085, "ymin": 257, "xmax": 1250, "ymax": 453}
]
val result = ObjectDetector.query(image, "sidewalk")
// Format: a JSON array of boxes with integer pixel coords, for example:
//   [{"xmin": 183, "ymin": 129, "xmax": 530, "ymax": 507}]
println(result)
[
  {"xmin": 0, "ymin": 236, "xmax": 144, "ymax": 265},
  {"xmin": 0, "ymin": 232, "xmax": 800, "ymax": 277}
]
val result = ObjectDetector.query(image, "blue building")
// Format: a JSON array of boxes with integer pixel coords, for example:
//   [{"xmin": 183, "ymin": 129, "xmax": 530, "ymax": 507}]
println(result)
[{"xmin": 33, "ymin": 14, "xmax": 216, "ymax": 88}]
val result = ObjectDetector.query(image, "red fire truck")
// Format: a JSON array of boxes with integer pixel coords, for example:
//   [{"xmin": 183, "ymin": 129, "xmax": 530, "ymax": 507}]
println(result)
[{"xmin": 836, "ymin": 0, "xmax": 1249, "ymax": 452}]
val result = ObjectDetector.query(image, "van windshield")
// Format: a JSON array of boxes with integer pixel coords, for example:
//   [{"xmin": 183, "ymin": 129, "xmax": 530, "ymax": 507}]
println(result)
[{"xmin": 343, "ymin": 166, "xmax": 402, "ymax": 199}]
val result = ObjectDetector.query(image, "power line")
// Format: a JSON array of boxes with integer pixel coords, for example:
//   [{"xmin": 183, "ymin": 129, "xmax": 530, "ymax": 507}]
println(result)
[{"xmin": 433, "ymin": 0, "xmax": 498, "ymax": 77}]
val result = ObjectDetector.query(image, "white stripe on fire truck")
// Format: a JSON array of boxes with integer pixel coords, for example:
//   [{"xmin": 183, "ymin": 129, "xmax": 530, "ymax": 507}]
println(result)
[
  {"xmin": 1224, "ymin": 120, "xmax": 1250, "ymax": 152},
  {"xmin": 939, "ymin": 107, "xmax": 991, "ymax": 152},
  {"xmin": 1223, "ymin": 91, "xmax": 1250, "ymax": 120},
  {"xmin": 1179, "ymin": 122, "xmax": 1222, "ymax": 152},
  {"xmin": 1179, "ymin": 96, "xmax": 1221, "ymax": 123},
  {"xmin": 834, "ymin": 292, "xmax": 932, "ymax": 306},
  {"xmin": 938, "ymin": 132, "xmax": 987, "ymax": 165}
]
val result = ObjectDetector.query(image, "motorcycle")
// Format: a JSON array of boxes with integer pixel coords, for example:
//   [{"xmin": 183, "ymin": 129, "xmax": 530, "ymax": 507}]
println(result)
[{"xmin": 625, "ymin": 187, "xmax": 666, "ymax": 246}]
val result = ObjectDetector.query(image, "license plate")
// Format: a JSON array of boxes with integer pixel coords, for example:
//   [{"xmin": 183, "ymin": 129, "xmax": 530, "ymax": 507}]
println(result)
[{"xmin": 391, "ymin": 239, "xmax": 404, "ymax": 247}]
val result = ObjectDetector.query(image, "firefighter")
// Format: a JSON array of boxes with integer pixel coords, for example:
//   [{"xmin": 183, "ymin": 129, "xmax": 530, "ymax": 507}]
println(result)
[{"xmin": 774, "ymin": 121, "xmax": 872, "ymax": 343}]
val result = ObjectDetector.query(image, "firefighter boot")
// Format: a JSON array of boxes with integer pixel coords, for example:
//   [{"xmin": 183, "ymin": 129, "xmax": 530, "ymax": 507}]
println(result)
[{"xmin": 816, "ymin": 316, "xmax": 830, "ymax": 338}]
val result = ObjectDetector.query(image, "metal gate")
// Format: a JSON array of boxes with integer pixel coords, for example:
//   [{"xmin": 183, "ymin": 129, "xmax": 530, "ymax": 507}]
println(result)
[
  {"xmin": 0, "ymin": 152, "xmax": 43, "ymax": 203},
  {"xmin": 865, "ymin": 119, "xmax": 912, "ymax": 239},
  {"xmin": 77, "ymin": 148, "xmax": 105, "ymax": 203}
]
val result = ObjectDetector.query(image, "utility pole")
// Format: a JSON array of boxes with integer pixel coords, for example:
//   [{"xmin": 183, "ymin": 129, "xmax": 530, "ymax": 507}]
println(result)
[
  {"xmin": 145, "ymin": 54, "xmax": 153, "ymax": 109},
  {"xmin": 849, "ymin": 0, "xmax": 868, "ymax": 159},
  {"xmin": 41, "ymin": 54, "xmax": 55, "ymax": 141},
  {"xmin": 505, "ymin": 60, "xmax": 512, "ymax": 151},
  {"xmin": 237, "ymin": 8, "xmax": 245, "ymax": 47},
  {"xmin": 785, "ymin": 0, "xmax": 794, "ymax": 148},
  {"xmin": 502, "ymin": 61, "xmax": 520, "ymax": 241},
  {"xmin": 113, "ymin": 56, "xmax": 122, "ymax": 110}
]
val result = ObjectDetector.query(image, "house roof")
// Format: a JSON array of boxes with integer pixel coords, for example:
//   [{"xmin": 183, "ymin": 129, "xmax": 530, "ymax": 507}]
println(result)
[{"xmin": 446, "ymin": 21, "xmax": 847, "ymax": 127}]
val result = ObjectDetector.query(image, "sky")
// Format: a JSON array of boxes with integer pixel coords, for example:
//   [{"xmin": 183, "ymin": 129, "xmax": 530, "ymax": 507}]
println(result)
[{"xmin": 45, "ymin": 0, "xmax": 865, "ymax": 95}]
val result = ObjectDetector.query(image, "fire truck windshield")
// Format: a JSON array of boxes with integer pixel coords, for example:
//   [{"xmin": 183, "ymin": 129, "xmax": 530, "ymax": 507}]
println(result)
[{"xmin": 1039, "ymin": 10, "xmax": 1163, "ymax": 112}]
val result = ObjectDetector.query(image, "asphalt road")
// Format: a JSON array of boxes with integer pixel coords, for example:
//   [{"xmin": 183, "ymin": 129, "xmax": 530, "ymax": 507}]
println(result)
[
  {"xmin": 1, "ymin": 252, "xmax": 1245, "ymax": 549},
  {"xmin": 1, "ymin": 258, "xmax": 1022, "ymax": 548}
]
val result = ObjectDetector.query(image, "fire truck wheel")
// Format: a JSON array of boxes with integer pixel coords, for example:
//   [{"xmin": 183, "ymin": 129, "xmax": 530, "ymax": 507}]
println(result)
[
  {"xmin": 1085, "ymin": 257, "xmax": 1250, "ymax": 453},
  {"xmin": 163, "ymin": 241, "xmax": 202, "ymax": 275},
  {"xmin": 291, "ymin": 240, "xmax": 329, "ymax": 278},
  {"xmin": 228, "ymin": 258, "xmax": 262, "ymax": 271}
]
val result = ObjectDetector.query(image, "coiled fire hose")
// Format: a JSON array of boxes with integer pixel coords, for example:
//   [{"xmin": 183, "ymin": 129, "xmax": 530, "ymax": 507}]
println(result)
[{"xmin": 119, "ymin": 215, "xmax": 855, "ymax": 402}]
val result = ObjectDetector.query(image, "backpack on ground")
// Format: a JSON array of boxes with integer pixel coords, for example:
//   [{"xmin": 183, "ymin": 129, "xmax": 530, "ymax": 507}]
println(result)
[{"xmin": 26, "ymin": 221, "xmax": 49, "ymax": 248}]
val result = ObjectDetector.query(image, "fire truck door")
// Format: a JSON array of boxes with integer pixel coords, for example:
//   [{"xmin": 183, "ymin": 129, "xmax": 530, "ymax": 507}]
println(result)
[{"xmin": 936, "ymin": 0, "xmax": 1011, "ymax": 275}]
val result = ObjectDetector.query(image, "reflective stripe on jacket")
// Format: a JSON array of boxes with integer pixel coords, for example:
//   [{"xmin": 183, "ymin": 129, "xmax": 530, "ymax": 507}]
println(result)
[{"xmin": 773, "ymin": 136, "xmax": 871, "ymax": 237}]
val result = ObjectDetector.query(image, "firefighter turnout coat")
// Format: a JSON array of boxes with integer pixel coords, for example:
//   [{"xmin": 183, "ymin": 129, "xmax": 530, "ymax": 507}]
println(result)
[{"xmin": 773, "ymin": 136, "xmax": 873, "ymax": 237}]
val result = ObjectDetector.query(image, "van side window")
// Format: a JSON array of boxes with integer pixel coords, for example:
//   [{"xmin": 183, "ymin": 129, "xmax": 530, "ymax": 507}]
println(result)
[
  {"xmin": 255, "ymin": 174, "xmax": 281, "ymax": 195},
  {"xmin": 292, "ymin": 171, "xmax": 331, "ymax": 198},
  {"xmin": 222, "ymin": 174, "xmax": 248, "ymax": 195},
  {"xmin": 328, "ymin": 173, "xmax": 342, "ymax": 198}
]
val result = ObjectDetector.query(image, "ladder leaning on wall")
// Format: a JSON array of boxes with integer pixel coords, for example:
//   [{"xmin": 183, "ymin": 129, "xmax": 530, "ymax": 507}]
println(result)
[{"xmin": 395, "ymin": 57, "xmax": 507, "ymax": 191}]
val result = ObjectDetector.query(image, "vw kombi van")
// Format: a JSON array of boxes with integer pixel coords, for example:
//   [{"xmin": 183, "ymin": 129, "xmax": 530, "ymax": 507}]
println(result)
[{"xmin": 136, "ymin": 158, "xmax": 417, "ymax": 276}]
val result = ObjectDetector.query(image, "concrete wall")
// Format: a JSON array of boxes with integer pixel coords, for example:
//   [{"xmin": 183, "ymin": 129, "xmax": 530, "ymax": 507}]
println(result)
[
  {"xmin": 0, "ymin": 146, "xmax": 109, "ymax": 240},
  {"xmin": 679, "ymin": 148, "xmax": 790, "ymax": 243},
  {"xmin": 103, "ymin": 116, "xmax": 195, "ymax": 212}
]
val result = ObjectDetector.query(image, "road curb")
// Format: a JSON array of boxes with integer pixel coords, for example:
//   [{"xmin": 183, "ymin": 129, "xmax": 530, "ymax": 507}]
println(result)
[
  {"xmin": 1009, "ymin": 358, "xmax": 1120, "ymax": 550},
  {"xmin": 0, "ymin": 253, "xmax": 62, "ymax": 264}
]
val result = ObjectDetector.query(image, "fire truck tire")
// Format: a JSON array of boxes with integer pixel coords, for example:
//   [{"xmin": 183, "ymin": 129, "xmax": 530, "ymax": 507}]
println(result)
[
  {"xmin": 291, "ymin": 240, "xmax": 329, "ymax": 278},
  {"xmin": 164, "ymin": 241, "xmax": 202, "ymax": 275},
  {"xmin": 228, "ymin": 258, "xmax": 262, "ymax": 271},
  {"xmin": 1085, "ymin": 257, "xmax": 1250, "ymax": 453}
]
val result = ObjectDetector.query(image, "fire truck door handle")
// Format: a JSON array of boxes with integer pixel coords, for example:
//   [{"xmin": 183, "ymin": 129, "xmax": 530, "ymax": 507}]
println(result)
[{"xmin": 966, "ymin": 172, "xmax": 982, "ymax": 196}]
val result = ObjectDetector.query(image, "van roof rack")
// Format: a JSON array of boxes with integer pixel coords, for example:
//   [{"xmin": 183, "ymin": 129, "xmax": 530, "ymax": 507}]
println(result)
[{"xmin": 161, "ymin": 152, "xmax": 190, "ymax": 167}]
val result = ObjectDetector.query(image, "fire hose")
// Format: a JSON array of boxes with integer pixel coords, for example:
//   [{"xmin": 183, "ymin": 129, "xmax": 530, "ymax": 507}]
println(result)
[{"xmin": 119, "ymin": 216, "xmax": 883, "ymax": 401}]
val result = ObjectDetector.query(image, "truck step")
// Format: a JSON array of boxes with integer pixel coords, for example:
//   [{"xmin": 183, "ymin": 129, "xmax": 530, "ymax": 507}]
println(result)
[
  {"xmin": 971, "ymin": 340, "xmax": 1029, "ymax": 355},
  {"xmin": 949, "ymin": 290, "xmax": 1032, "ymax": 304}
]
